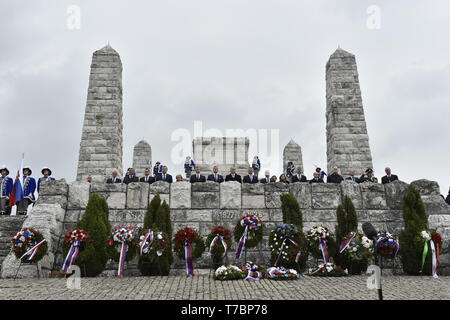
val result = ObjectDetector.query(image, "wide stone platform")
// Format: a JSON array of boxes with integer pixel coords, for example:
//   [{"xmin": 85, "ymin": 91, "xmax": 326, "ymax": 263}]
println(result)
[{"xmin": 0, "ymin": 274, "xmax": 448, "ymax": 300}]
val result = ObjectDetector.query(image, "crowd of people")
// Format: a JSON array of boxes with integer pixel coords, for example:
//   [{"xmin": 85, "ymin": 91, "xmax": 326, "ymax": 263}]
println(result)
[{"xmin": 2, "ymin": 158, "xmax": 449, "ymax": 217}]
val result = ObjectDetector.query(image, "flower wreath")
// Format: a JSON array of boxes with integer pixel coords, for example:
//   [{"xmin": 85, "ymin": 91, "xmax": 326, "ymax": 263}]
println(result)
[
  {"xmin": 205, "ymin": 226, "xmax": 233, "ymax": 258},
  {"xmin": 214, "ymin": 265, "xmax": 243, "ymax": 281},
  {"xmin": 138, "ymin": 228, "xmax": 169, "ymax": 257},
  {"xmin": 11, "ymin": 227, "xmax": 48, "ymax": 263},
  {"xmin": 107, "ymin": 226, "xmax": 138, "ymax": 262},
  {"xmin": 269, "ymin": 224, "xmax": 309, "ymax": 269},
  {"xmin": 61, "ymin": 229, "xmax": 90, "ymax": 273},
  {"xmin": 375, "ymin": 231, "xmax": 400, "ymax": 259},
  {"xmin": 266, "ymin": 267, "xmax": 299, "ymax": 280},
  {"xmin": 418, "ymin": 230, "xmax": 442, "ymax": 277},
  {"xmin": 173, "ymin": 227, "xmax": 205, "ymax": 260},
  {"xmin": 233, "ymin": 214, "xmax": 263, "ymax": 249},
  {"xmin": 338, "ymin": 232, "xmax": 373, "ymax": 261},
  {"xmin": 306, "ymin": 226, "xmax": 337, "ymax": 261},
  {"xmin": 309, "ymin": 262, "xmax": 347, "ymax": 277}
]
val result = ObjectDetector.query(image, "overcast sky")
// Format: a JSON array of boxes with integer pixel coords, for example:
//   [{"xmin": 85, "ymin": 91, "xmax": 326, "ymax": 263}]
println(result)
[{"xmin": 1, "ymin": 0, "xmax": 449, "ymax": 194}]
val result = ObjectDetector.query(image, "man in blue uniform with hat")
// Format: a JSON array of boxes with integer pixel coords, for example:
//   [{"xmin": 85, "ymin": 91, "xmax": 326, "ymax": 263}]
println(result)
[
  {"xmin": 16, "ymin": 166, "xmax": 36, "ymax": 215},
  {"xmin": 37, "ymin": 166, "xmax": 55, "ymax": 193},
  {"xmin": 0, "ymin": 165, "xmax": 13, "ymax": 215}
]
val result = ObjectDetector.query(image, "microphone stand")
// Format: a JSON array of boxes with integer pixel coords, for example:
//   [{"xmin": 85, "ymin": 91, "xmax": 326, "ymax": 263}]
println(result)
[{"xmin": 372, "ymin": 237, "xmax": 383, "ymax": 301}]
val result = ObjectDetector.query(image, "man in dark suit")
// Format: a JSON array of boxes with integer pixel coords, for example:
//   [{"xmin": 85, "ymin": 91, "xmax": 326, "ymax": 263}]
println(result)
[
  {"xmin": 243, "ymin": 168, "xmax": 259, "ymax": 184},
  {"xmin": 309, "ymin": 172, "xmax": 324, "ymax": 183},
  {"xmin": 123, "ymin": 168, "xmax": 139, "ymax": 184},
  {"xmin": 207, "ymin": 166, "xmax": 224, "ymax": 183},
  {"xmin": 106, "ymin": 170, "xmax": 122, "ymax": 184},
  {"xmin": 291, "ymin": 167, "xmax": 307, "ymax": 183},
  {"xmin": 190, "ymin": 167, "xmax": 206, "ymax": 183},
  {"xmin": 381, "ymin": 167, "xmax": 399, "ymax": 184},
  {"xmin": 140, "ymin": 168, "xmax": 155, "ymax": 184},
  {"xmin": 260, "ymin": 170, "xmax": 275, "ymax": 184},
  {"xmin": 155, "ymin": 166, "xmax": 173, "ymax": 183},
  {"xmin": 225, "ymin": 167, "xmax": 242, "ymax": 183},
  {"xmin": 327, "ymin": 167, "xmax": 344, "ymax": 183},
  {"xmin": 346, "ymin": 170, "xmax": 360, "ymax": 183}
]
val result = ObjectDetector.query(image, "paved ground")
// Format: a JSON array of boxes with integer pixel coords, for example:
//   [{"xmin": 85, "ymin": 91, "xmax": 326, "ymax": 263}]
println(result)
[{"xmin": 0, "ymin": 271, "xmax": 449, "ymax": 300}]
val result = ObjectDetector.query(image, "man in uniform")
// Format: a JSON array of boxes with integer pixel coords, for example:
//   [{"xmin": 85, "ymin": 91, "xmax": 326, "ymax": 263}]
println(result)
[
  {"xmin": 190, "ymin": 167, "xmax": 206, "ymax": 183},
  {"xmin": 123, "ymin": 168, "xmax": 139, "ymax": 184},
  {"xmin": 37, "ymin": 166, "xmax": 55, "ymax": 193},
  {"xmin": 107, "ymin": 170, "xmax": 122, "ymax": 183},
  {"xmin": 140, "ymin": 168, "xmax": 155, "ymax": 184},
  {"xmin": 225, "ymin": 167, "xmax": 242, "ymax": 183},
  {"xmin": 243, "ymin": 167, "xmax": 259, "ymax": 184},
  {"xmin": 153, "ymin": 162, "xmax": 163, "ymax": 176},
  {"xmin": 327, "ymin": 167, "xmax": 344, "ymax": 183},
  {"xmin": 207, "ymin": 166, "xmax": 224, "ymax": 183},
  {"xmin": 16, "ymin": 166, "xmax": 36, "ymax": 215},
  {"xmin": 285, "ymin": 162, "xmax": 296, "ymax": 179},
  {"xmin": 0, "ymin": 166, "xmax": 13, "ymax": 215},
  {"xmin": 291, "ymin": 167, "xmax": 307, "ymax": 183},
  {"xmin": 251, "ymin": 156, "xmax": 261, "ymax": 178},
  {"xmin": 381, "ymin": 167, "xmax": 399, "ymax": 184},
  {"xmin": 359, "ymin": 168, "xmax": 378, "ymax": 183}
]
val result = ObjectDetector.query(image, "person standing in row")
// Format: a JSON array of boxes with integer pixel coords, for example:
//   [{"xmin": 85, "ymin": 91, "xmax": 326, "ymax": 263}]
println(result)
[
  {"xmin": 243, "ymin": 167, "xmax": 258, "ymax": 184},
  {"xmin": 359, "ymin": 168, "xmax": 378, "ymax": 183},
  {"xmin": 190, "ymin": 167, "xmax": 206, "ymax": 183},
  {"xmin": 184, "ymin": 156, "xmax": 195, "ymax": 179},
  {"xmin": 37, "ymin": 167, "xmax": 55, "ymax": 193},
  {"xmin": 309, "ymin": 171, "xmax": 324, "ymax": 184},
  {"xmin": 381, "ymin": 167, "xmax": 399, "ymax": 184},
  {"xmin": 291, "ymin": 167, "xmax": 307, "ymax": 183},
  {"xmin": 346, "ymin": 170, "xmax": 360, "ymax": 183},
  {"xmin": 225, "ymin": 168, "xmax": 242, "ymax": 183},
  {"xmin": 16, "ymin": 166, "xmax": 36, "ymax": 215},
  {"xmin": 207, "ymin": 166, "xmax": 224, "ymax": 183},
  {"xmin": 156, "ymin": 166, "xmax": 173, "ymax": 183},
  {"xmin": 327, "ymin": 167, "xmax": 343, "ymax": 183},
  {"xmin": 107, "ymin": 170, "xmax": 122, "ymax": 183},
  {"xmin": 140, "ymin": 168, "xmax": 155, "ymax": 184},
  {"xmin": 0, "ymin": 166, "xmax": 13, "ymax": 215},
  {"xmin": 260, "ymin": 170, "xmax": 275, "ymax": 184},
  {"xmin": 123, "ymin": 168, "xmax": 139, "ymax": 184}
]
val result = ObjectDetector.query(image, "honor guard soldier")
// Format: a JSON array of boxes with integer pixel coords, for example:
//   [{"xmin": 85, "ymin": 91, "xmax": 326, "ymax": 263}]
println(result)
[
  {"xmin": 184, "ymin": 156, "xmax": 195, "ymax": 179},
  {"xmin": 359, "ymin": 168, "xmax": 378, "ymax": 183},
  {"xmin": 251, "ymin": 156, "xmax": 261, "ymax": 178},
  {"xmin": 0, "ymin": 166, "xmax": 13, "ymax": 215},
  {"xmin": 16, "ymin": 166, "xmax": 36, "ymax": 215},
  {"xmin": 153, "ymin": 162, "xmax": 163, "ymax": 176},
  {"xmin": 37, "ymin": 166, "xmax": 55, "ymax": 193}
]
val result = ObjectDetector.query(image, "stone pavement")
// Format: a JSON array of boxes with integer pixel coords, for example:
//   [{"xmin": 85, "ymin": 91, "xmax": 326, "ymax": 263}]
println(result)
[{"xmin": 0, "ymin": 272, "xmax": 449, "ymax": 300}]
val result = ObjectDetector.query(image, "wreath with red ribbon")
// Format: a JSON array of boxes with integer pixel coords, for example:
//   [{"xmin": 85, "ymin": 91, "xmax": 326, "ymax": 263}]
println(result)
[{"xmin": 173, "ymin": 227, "xmax": 205, "ymax": 260}]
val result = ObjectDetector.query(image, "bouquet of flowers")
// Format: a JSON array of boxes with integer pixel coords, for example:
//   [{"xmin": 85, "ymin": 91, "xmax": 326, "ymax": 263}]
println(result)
[
  {"xmin": 11, "ymin": 227, "xmax": 48, "ymax": 263},
  {"xmin": 213, "ymin": 265, "xmax": 244, "ymax": 281},
  {"xmin": 306, "ymin": 226, "xmax": 337, "ymax": 262},
  {"xmin": 238, "ymin": 261, "xmax": 266, "ymax": 281},
  {"xmin": 339, "ymin": 233, "xmax": 373, "ymax": 261},
  {"xmin": 139, "ymin": 229, "xmax": 169, "ymax": 257},
  {"xmin": 266, "ymin": 267, "xmax": 299, "ymax": 280},
  {"xmin": 234, "ymin": 214, "xmax": 264, "ymax": 259},
  {"xmin": 269, "ymin": 224, "xmax": 308, "ymax": 271},
  {"xmin": 108, "ymin": 226, "xmax": 138, "ymax": 262},
  {"xmin": 375, "ymin": 231, "xmax": 400, "ymax": 259},
  {"xmin": 309, "ymin": 262, "xmax": 347, "ymax": 277},
  {"xmin": 61, "ymin": 229, "xmax": 90, "ymax": 273}
]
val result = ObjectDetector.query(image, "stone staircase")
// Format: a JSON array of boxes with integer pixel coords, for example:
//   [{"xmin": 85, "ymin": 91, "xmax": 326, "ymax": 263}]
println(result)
[{"xmin": 0, "ymin": 216, "xmax": 26, "ymax": 274}]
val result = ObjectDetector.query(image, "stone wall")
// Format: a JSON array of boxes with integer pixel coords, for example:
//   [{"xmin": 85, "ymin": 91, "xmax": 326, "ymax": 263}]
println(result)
[{"xmin": 2, "ymin": 179, "xmax": 450, "ymax": 277}]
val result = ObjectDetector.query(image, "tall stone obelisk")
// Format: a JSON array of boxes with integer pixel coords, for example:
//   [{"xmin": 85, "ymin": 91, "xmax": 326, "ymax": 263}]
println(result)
[
  {"xmin": 76, "ymin": 44, "xmax": 123, "ymax": 182},
  {"xmin": 326, "ymin": 48, "xmax": 373, "ymax": 177},
  {"xmin": 132, "ymin": 140, "xmax": 152, "ymax": 177}
]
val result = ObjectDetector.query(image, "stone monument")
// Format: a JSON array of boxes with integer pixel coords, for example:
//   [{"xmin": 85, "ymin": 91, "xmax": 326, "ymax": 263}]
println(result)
[
  {"xmin": 132, "ymin": 140, "xmax": 152, "ymax": 176},
  {"xmin": 192, "ymin": 137, "xmax": 250, "ymax": 176},
  {"xmin": 283, "ymin": 139, "xmax": 303, "ymax": 173},
  {"xmin": 76, "ymin": 44, "xmax": 123, "ymax": 182},
  {"xmin": 326, "ymin": 48, "xmax": 373, "ymax": 177}
]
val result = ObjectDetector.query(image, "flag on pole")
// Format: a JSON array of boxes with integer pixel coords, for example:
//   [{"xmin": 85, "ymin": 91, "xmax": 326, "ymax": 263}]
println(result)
[{"xmin": 11, "ymin": 155, "xmax": 24, "ymax": 206}]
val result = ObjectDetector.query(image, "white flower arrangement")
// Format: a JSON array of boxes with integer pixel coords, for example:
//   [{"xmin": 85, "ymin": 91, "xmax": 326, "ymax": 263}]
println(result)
[{"xmin": 214, "ymin": 265, "xmax": 243, "ymax": 281}]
